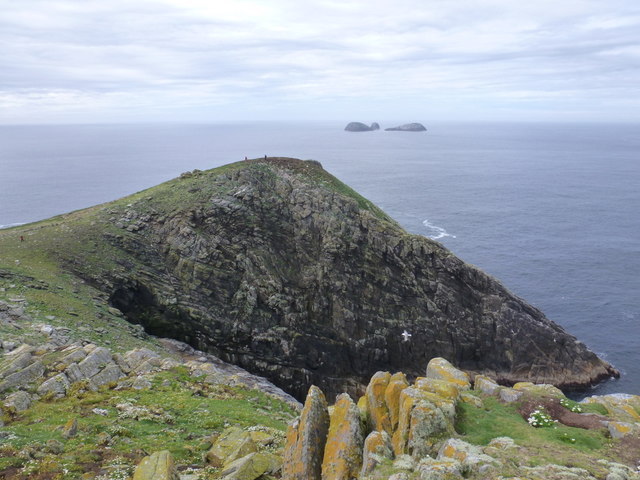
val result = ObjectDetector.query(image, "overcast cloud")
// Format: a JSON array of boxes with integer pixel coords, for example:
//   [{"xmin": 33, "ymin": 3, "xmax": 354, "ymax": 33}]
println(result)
[{"xmin": 2, "ymin": 0, "xmax": 640, "ymax": 123}]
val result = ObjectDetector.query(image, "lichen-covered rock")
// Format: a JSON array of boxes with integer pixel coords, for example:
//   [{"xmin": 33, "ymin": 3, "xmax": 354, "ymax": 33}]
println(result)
[
  {"xmin": 473, "ymin": 375, "xmax": 501, "ymax": 395},
  {"xmin": 321, "ymin": 393, "xmax": 364, "ymax": 480},
  {"xmin": 417, "ymin": 456, "xmax": 462, "ymax": 480},
  {"xmin": 425, "ymin": 358, "xmax": 470, "ymax": 390},
  {"xmin": 62, "ymin": 418, "xmax": 78, "ymax": 439},
  {"xmin": 415, "ymin": 378, "xmax": 462, "ymax": 402},
  {"xmin": 499, "ymin": 388, "xmax": 523, "ymax": 403},
  {"xmin": 582, "ymin": 394, "xmax": 640, "ymax": 423},
  {"xmin": 3, "ymin": 390, "xmax": 32, "ymax": 411},
  {"xmin": 365, "ymin": 371, "xmax": 392, "ymax": 434},
  {"xmin": 205, "ymin": 427, "xmax": 257, "ymax": 467},
  {"xmin": 513, "ymin": 382, "xmax": 564, "ymax": 398},
  {"xmin": 519, "ymin": 463, "xmax": 597, "ymax": 480},
  {"xmin": 408, "ymin": 398, "xmax": 449, "ymax": 458},
  {"xmin": 607, "ymin": 421, "xmax": 638, "ymax": 439},
  {"xmin": 132, "ymin": 450, "xmax": 179, "ymax": 480},
  {"xmin": 219, "ymin": 452, "xmax": 282, "ymax": 480},
  {"xmin": 37, "ymin": 373, "xmax": 70, "ymax": 396},
  {"xmin": 459, "ymin": 391, "xmax": 483, "ymax": 408},
  {"xmin": 0, "ymin": 360, "xmax": 45, "ymax": 392},
  {"xmin": 437, "ymin": 438, "xmax": 498, "ymax": 474},
  {"xmin": 282, "ymin": 385, "xmax": 329, "ymax": 480},
  {"xmin": 385, "ymin": 372, "xmax": 409, "ymax": 431},
  {"xmin": 360, "ymin": 430, "xmax": 393, "ymax": 477}
]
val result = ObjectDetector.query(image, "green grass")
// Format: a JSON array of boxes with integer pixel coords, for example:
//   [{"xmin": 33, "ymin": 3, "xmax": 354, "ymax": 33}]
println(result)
[{"xmin": 453, "ymin": 393, "xmax": 629, "ymax": 478}]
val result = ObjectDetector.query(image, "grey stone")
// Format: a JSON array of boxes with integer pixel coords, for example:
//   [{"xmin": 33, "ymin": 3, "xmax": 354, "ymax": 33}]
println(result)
[
  {"xmin": 499, "ymin": 388, "xmax": 523, "ymax": 403},
  {"xmin": 64, "ymin": 363, "xmax": 84, "ymax": 383},
  {"xmin": 125, "ymin": 348, "xmax": 160, "ymax": 370},
  {"xmin": 0, "ymin": 352, "xmax": 33, "ymax": 378},
  {"xmin": 132, "ymin": 376, "xmax": 153, "ymax": 390},
  {"xmin": 37, "ymin": 373, "xmax": 70, "ymax": 396},
  {"xmin": 57, "ymin": 348, "xmax": 87, "ymax": 368},
  {"xmin": 89, "ymin": 364, "xmax": 125, "ymax": 389},
  {"xmin": 77, "ymin": 347, "xmax": 113, "ymax": 379},
  {"xmin": 4, "ymin": 390, "xmax": 32, "ymax": 411},
  {"xmin": 0, "ymin": 360, "xmax": 45, "ymax": 392},
  {"xmin": 113, "ymin": 353, "xmax": 132, "ymax": 373}
]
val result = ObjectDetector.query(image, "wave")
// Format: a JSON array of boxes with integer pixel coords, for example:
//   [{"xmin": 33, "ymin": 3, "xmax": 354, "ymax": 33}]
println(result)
[
  {"xmin": 422, "ymin": 219, "xmax": 456, "ymax": 240},
  {"xmin": 0, "ymin": 222, "xmax": 25, "ymax": 230}
]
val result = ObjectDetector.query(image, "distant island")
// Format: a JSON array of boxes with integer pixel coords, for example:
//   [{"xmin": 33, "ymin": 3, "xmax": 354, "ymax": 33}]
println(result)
[
  {"xmin": 344, "ymin": 122, "xmax": 380, "ymax": 132},
  {"xmin": 385, "ymin": 122, "xmax": 427, "ymax": 131}
]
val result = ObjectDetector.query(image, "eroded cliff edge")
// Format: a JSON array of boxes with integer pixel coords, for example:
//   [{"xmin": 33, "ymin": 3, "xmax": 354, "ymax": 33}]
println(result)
[{"xmin": 25, "ymin": 157, "xmax": 617, "ymax": 400}]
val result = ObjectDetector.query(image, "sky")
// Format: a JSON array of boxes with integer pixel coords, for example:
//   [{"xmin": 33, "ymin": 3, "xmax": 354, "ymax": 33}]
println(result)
[{"xmin": 2, "ymin": 0, "xmax": 640, "ymax": 124}]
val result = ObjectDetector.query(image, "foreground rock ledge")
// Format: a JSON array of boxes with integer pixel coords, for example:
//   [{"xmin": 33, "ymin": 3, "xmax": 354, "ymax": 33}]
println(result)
[{"xmin": 11, "ymin": 157, "xmax": 618, "ymax": 400}]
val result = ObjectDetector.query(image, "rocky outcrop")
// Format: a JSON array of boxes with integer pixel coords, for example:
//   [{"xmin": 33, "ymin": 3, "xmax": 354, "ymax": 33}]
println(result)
[
  {"xmin": 385, "ymin": 122, "xmax": 427, "ymax": 131},
  {"xmin": 321, "ymin": 393, "xmax": 364, "ymax": 479},
  {"xmin": 282, "ymin": 385, "xmax": 330, "ymax": 480},
  {"xmin": 283, "ymin": 359, "xmax": 640, "ymax": 480},
  {"xmin": 31, "ymin": 158, "xmax": 616, "ymax": 400},
  {"xmin": 344, "ymin": 122, "xmax": 379, "ymax": 132}
]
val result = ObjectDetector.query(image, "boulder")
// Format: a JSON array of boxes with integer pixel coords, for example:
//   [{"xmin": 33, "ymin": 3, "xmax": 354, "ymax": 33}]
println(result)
[
  {"xmin": 0, "ymin": 351, "xmax": 33, "ymax": 378},
  {"xmin": 37, "ymin": 373, "xmax": 70, "ymax": 396},
  {"xmin": 607, "ymin": 421, "xmax": 638, "ymax": 439},
  {"xmin": 3, "ymin": 390, "xmax": 32, "ymax": 411},
  {"xmin": 321, "ymin": 393, "xmax": 364, "ymax": 480},
  {"xmin": 205, "ymin": 427, "xmax": 257, "ymax": 467},
  {"xmin": 385, "ymin": 372, "xmax": 409, "ymax": 431},
  {"xmin": 384, "ymin": 123, "xmax": 427, "ymax": 132},
  {"xmin": 499, "ymin": 388, "xmax": 523, "ymax": 403},
  {"xmin": 513, "ymin": 382, "xmax": 564, "ymax": 398},
  {"xmin": 473, "ymin": 375, "xmax": 501, "ymax": 395},
  {"xmin": 62, "ymin": 418, "xmax": 78, "ymax": 439},
  {"xmin": 437, "ymin": 438, "xmax": 498, "ymax": 474},
  {"xmin": 132, "ymin": 376, "xmax": 153, "ymax": 390},
  {"xmin": 416, "ymin": 456, "xmax": 462, "ymax": 480},
  {"xmin": 392, "ymin": 387, "xmax": 451, "ymax": 458},
  {"xmin": 89, "ymin": 364, "xmax": 125, "ymax": 389},
  {"xmin": 360, "ymin": 430, "xmax": 393, "ymax": 477},
  {"xmin": 425, "ymin": 358, "xmax": 470, "ymax": 390},
  {"xmin": 282, "ymin": 385, "xmax": 330, "ymax": 480},
  {"xmin": 219, "ymin": 452, "xmax": 282, "ymax": 480},
  {"xmin": 56, "ymin": 347, "xmax": 87, "ymax": 369},
  {"xmin": 365, "ymin": 371, "xmax": 392, "ymax": 434},
  {"xmin": 0, "ymin": 360, "xmax": 45, "ymax": 392},
  {"xmin": 76, "ymin": 347, "xmax": 113, "ymax": 379},
  {"xmin": 132, "ymin": 450, "xmax": 179, "ymax": 480}
]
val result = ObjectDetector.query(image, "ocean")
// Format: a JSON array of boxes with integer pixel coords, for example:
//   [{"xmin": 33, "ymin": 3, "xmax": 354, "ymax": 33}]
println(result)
[{"xmin": 1, "ymin": 122, "xmax": 639, "ymax": 397}]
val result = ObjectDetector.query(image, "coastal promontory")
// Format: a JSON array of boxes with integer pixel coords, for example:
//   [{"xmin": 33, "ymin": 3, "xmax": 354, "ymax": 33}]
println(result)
[{"xmin": 0, "ymin": 157, "xmax": 617, "ymax": 402}]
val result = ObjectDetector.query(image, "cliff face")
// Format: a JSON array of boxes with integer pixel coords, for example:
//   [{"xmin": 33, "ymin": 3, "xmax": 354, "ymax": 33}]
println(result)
[{"xmin": 54, "ymin": 158, "xmax": 615, "ymax": 400}]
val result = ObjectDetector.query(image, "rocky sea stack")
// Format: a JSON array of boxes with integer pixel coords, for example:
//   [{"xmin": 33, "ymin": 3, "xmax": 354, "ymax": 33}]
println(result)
[
  {"xmin": 385, "ymin": 123, "xmax": 427, "ymax": 131},
  {"xmin": 345, "ymin": 122, "xmax": 379, "ymax": 132},
  {"xmin": 0, "ymin": 158, "xmax": 617, "ymax": 402}
]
